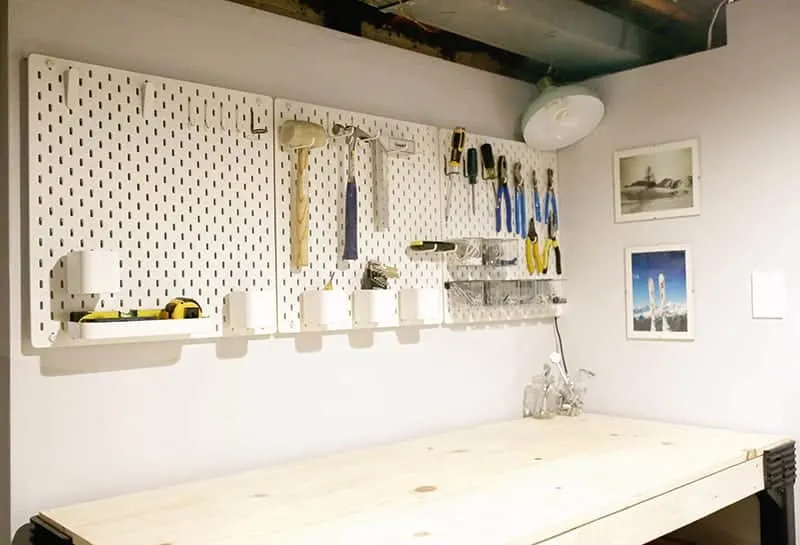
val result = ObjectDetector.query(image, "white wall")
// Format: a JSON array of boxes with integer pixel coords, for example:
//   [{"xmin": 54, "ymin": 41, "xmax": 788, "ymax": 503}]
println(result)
[
  {"xmin": 559, "ymin": 0, "xmax": 800, "ymax": 432},
  {"xmin": 7, "ymin": 0, "xmax": 548, "ymax": 534}
]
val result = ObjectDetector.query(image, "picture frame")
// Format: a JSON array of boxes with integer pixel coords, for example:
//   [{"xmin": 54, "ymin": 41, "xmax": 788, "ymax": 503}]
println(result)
[
  {"xmin": 613, "ymin": 138, "xmax": 700, "ymax": 223},
  {"xmin": 625, "ymin": 245, "xmax": 694, "ymax": 341}
]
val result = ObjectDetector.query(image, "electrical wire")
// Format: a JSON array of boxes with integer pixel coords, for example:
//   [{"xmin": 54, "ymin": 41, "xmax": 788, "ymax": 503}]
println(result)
[
  {"xmin": 707, "ymin": 0, "xmax": 732, "ymax": 50},
  {"xmin": 553, "ymin": 316, "xmax": 568, "ymax": 375}
]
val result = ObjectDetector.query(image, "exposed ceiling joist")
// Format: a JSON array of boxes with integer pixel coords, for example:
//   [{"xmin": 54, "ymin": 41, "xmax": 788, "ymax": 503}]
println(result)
[{"xmin": 225, "ymin": 0, "xmax": 734, "ymax": 84}]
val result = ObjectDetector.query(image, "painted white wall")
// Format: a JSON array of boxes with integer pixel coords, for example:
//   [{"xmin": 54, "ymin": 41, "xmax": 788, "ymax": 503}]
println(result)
[
  {"xmin": 559, "ymin": 0, "xmax": 800, "ymax": 433},
  {"xmin": 7, "ymin": 0, "xmax": 549, "ymax": 534}
]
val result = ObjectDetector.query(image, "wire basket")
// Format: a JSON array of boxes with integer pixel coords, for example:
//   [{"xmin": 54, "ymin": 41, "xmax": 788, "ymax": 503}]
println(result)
[
  {"xmin": 519, "ymin": 279, "xmax": 567, "ymax": 306},
  {"xmin": 482, "ymin": 238, "xmax": 519, "ymax": 267},
  {"xmin": 484, "ymin": 280, "xmax": 522, "ymax": 306},
  {"xmin": 451, "ymin": 238, "xmax": 483, "ymax": 266},
  {"xmin": 445, "ymin": 281, "xmax": 485, "ymax": 308}
]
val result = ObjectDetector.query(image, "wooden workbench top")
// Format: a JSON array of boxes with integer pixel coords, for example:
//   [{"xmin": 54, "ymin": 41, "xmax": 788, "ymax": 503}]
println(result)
[{"xmin": 38, "ymin": 414, "xmax": 790, "ymax": 545}]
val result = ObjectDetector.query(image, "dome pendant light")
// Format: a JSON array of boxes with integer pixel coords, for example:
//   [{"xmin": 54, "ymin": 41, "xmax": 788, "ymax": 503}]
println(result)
[{"xmin": 521, "ymin": 77, "xmax": 605, "ymax": 151}]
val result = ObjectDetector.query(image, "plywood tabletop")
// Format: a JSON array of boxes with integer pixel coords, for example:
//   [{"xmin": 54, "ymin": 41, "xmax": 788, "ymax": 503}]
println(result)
[{"xmin": 39, "ymin": 414, "xmax": 790, "ymax": 545}]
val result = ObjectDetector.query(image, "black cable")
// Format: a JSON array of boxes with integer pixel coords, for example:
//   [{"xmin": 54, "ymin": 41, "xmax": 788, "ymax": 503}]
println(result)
[{"xmin": 553, "ymin": 316, "xmax": 568, "ymax": 375}]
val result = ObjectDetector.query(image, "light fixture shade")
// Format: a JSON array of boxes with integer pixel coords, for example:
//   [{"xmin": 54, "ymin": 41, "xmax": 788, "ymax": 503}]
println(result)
[{"xmin": 521, "ymin": 79, "xmax": 605, "ymax": 151}]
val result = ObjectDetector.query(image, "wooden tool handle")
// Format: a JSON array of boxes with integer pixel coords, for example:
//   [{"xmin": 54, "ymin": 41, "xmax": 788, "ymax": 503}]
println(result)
[{"xmin": 291, "ymin": 148, "xmax": 310, "ymax": 269}]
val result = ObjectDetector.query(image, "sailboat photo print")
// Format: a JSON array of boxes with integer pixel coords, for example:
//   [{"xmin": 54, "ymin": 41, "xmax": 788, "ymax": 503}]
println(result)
[{"xmin": 625, "ymin": 245, "xmax": 694, "ymax": 341}]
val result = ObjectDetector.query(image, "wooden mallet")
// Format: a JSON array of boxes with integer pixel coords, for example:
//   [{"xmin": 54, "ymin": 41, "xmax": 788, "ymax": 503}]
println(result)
[{"xmin": 279, "ymin": 120, "xmax": 328, "ymax": 269}]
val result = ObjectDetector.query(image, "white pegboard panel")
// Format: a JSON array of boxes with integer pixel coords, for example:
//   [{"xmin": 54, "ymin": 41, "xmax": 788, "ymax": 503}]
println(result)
[
  {"xmin": 27, "ymin": 54, "xmax": 276, "ymax": 347},
  {"xmin": 275, "ymin": 100, "xmax": 443, "ymax": 332},
  {"xmin": 438, "ymin": 129, "xmax": 561, "ymax": 324}
]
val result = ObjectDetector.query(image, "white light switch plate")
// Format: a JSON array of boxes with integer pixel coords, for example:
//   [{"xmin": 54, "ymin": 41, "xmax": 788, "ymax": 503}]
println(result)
[{"xmin": 751, "ymin": 270, "xmax": 786, "ymax": 319}]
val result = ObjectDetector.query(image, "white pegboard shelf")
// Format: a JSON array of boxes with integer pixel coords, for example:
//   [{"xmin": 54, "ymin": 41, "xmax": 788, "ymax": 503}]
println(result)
[
  {"xmin": 274, "ymin": 99, "xmax": 443, "ymax": 334},
  {"xmin": 26, "ymin": 54, "xmax": 276, "ymax": 348},
  {"xmin": 67, "ymin": 318, "xmax": 215, "ymax": 343},
  {"xmin": 439, "ymin": 128, "xmax": 560, "ymax": 324},
  {"xmin": 26, "ymin": 54, "xmax": 561, "ymax": 347}
]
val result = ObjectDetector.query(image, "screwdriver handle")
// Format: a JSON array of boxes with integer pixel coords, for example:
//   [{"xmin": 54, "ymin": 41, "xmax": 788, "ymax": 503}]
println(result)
[
  {"xmin": 480, "ymin": 143, "xmax": 496, "ymax": 180},
  {"xmin": 466, "ymin": 148, "xmax": 478, "ymax": 183},
  {"xmin": 448, "ymin": 128, "xmax": 466, "ymax": 172}
]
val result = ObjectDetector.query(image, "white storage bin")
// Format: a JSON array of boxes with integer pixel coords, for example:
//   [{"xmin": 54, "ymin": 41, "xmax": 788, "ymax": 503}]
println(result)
[
  {"xmin": 399, "ymin": 288, "xmax": 443, "ymax": 325},
  {"xmin": 227, "ymin": 290, "xmax": 277, "ymax": 334},
  {"xmin": 301, "ymin": 289, "xmax": 350, "ymax": 331},
  {"xmin": 66, "ymin": 250, "xmax": 120, "ymax": 294},
  {"xmin": 352, "ymin": 289, "xmax": 398, "ymax": 328}
]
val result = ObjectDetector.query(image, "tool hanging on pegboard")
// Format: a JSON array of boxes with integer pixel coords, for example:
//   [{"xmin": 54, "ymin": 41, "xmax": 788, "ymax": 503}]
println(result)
[
  {"xmin": 513, "ymin": 161, "xmax": 526, "ymax": 239},
  {"xmin": 361, "ymin": 261, "xmax": 400, "ymax": 289},
  {"xmin": 465, "ymin": 147, "xmax": 479, "ymax": 214},
  {"xmin": 444, "ymin": 127, "xmax": 465, "ymax": 223},
  {"xmin": 332, "ymin": 123, "xmax": 376, "ymax": 261},
  {"xmin": 279, "ymin": 120, "xmax": 328, "ymax": 269},
  {"xmin": 373, "ymin": 135, "xmax": 416, "ymax": 231},
  {"xmin": 495, "ymin": 156, "xmax": 512, "ymax": 233},
  {"xmin": 531, "ymin": 169, "xmax": 542, "ymax": 223},
  {"xmin": 544, "ymin": 167, "xmax": 559, "ymax": 228}
]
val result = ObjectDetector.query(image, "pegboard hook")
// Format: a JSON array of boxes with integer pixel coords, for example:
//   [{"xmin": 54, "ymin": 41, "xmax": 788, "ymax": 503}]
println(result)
[{"xmin": 250, "ymin": 107, "xmax": 268, "ymax": 134}]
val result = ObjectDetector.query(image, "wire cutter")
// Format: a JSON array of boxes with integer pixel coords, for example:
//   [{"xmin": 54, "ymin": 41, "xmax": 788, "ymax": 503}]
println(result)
[
  {"xmin": 513, "ymin": 162, "xmax": 526, "ymax": 238},
  {"xmin": 495, "ymin": 156, "xmax": 512, "ymax": 233},
  {"xmin": 542, "ymin": 211, "xmax": 562, "ymax": 275},
  {"xmin": 525, "ymin": 218, "xmax": 543, "ymax": 274},
  {"xmin": 544, "ymin": 168, "xmax": 558, "ymax": 229},
  {"xmin": 531, "ymin": 170, "xmax": 542, "ymax": 222}
]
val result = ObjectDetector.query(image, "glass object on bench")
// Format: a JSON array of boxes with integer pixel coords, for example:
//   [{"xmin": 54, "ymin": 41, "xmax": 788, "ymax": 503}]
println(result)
[{"xmin": 523, "ymin": 370, "xmax": 560, "ymax": 419}]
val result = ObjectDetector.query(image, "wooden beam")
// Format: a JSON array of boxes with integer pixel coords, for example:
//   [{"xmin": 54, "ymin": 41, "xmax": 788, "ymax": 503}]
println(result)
[
  {"xmin": 224, "ymin": 0, "xmax": 565, "ymax": 83},
  {"xmin": 634, "ymin": 0, "xmax": 697, "ymax": 22}
]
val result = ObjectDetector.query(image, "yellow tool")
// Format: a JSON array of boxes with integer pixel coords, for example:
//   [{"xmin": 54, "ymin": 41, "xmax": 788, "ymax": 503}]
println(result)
[
  {"xmin": 542, "ymin": 213, "xmax": 562, "ymax": 275},
  {"xmin": 160, "ymin": 297, "xmax": 202, "ymax": 319},
  {"xmin": 525, "ymin": 218, "xmax": 543, "ymax": 274},
  {"xmin": 71, "ymin": 309, "xmax": 161, "ymax": 323},
  {"xmin": 323, "ymin": 272, "xmax": 335, "ymax": 291},
  {"xmin": 71, "ymin": 298, "xmax": 203, "ymax": 323}
]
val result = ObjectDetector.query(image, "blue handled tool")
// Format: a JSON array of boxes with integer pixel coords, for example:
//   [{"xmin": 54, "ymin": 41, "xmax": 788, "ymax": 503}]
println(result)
[
  {"xmin": 544, "ymin": 167, "xmax": 558, "ymax": 230},
  {"xmin": 332, "ymin": 123, "xmax": 375, "ymax": 261},
  {"xmin": 532, "ymin": 170, "xmax": 542, "ymax": 223},
  {"xmin": 513, "ymin": 162, "xmax": 526, "ymax": 238},
  {"xmin": 495, "ymin": 156, "xmax": 512, "ymax": 233}
]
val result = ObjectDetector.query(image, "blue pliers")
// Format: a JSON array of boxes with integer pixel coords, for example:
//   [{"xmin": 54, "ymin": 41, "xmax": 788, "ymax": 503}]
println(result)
[
  {"xmin": 495, "ymin": 156, "xmax": 512, "ymax": 233},
  {"xmin": 544, "ymin": 167, "xmax": 558, "ymax": 230},
  {"xmin": 513, "ymin": 162, "xmax": 526, "ymax": 239}
]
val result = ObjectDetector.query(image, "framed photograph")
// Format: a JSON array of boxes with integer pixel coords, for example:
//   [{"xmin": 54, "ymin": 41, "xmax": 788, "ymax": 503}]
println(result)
[
  {"xmin": 625, "ymin": 245, "xmax": 694, "ymax": 341},
  {"xmin": 614, "ymin": 138, "xmax": 699, "ymax": 223}
]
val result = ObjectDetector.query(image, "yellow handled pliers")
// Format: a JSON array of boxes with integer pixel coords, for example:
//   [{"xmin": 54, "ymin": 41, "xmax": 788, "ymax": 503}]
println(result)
[
  {"xmin": 525, "ymin": 218, "xmax": 543, "ymax": 274},
  {"xmin": 542, "ymin": 212, "xmax": 562, "ymax": 275}
]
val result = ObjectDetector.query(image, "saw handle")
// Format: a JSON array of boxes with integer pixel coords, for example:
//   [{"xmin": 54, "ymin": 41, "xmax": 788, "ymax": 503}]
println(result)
[
  {"xmin": 291, "ymin": 147, "xmax": 310, "ymax": 268},
  {"xmin": 344, "ymin": 176, "xmax": 358, "ymax": 260}
]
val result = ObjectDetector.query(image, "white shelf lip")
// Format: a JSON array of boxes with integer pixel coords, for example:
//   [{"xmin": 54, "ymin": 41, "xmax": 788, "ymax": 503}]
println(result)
[{"xmin": 68, "ymin": 317, "xmax": 215, "ymax": 342}]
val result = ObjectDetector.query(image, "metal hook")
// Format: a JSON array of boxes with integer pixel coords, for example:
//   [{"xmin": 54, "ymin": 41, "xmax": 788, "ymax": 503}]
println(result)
[
  {"xmin": 250, "ymin": 107, "xmax": 268, "ymax": 134},
  {"xmin": 331, "ymin": 123, "xmax": 355, "ymax": 139},
  {"xmin": 331, "ymin": 123, "xmax": 379, "ymax": 143}
]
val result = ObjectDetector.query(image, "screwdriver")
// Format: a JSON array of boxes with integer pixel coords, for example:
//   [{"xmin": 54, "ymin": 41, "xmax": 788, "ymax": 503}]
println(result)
[
  {"xmin": 480, "ymin": 143, "xmax": 497, "ymax": 213},
  {"xmin": 465, "ymin": 148, "xmax": 478, "ymax": 214},
  {"xmin": 445, "ymin": 127, "xmax": 466, "ymax": 223}
]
